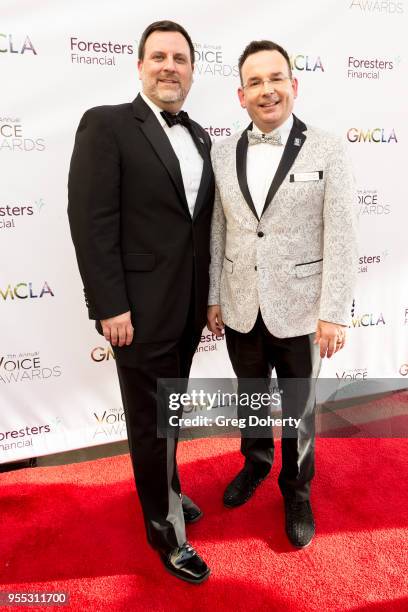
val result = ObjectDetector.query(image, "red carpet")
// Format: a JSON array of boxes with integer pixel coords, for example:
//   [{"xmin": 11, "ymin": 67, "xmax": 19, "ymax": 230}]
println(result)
[{"xmin": 1, "ymin": 438, "xmax": 407, "ymax": 611}]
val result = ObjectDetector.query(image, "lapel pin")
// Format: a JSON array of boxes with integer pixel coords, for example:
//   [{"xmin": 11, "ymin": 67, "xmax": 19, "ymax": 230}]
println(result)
[
  {"xmin": 294, "ymin": 137, "xmax": 302, "ymax": 147},
  {"xmin": 199, "ymin": 137, "xmax": 204, "ymax": 144}
]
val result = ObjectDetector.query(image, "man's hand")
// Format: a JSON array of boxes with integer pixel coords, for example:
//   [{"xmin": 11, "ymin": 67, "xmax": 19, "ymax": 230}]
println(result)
[
  {"xmin": 101, "ymin": 311, "xmax": 134, "ymax": 347},
  {"xmin": 314, "ymin": 319, "xmax": 347, "ymax": 359},
  {"xmin": 207, "ymin": 305, "xmax": 224, "ymax": 338}
]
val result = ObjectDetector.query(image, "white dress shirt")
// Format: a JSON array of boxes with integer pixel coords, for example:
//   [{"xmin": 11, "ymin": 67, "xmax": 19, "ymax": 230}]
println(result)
[
  {"xmin": 141, "ymin": 93, "xmax": 203, "ymax": 217},
  {"xmin": 247, "ymin": 115, "xmax": 293, "ymax": 218}
]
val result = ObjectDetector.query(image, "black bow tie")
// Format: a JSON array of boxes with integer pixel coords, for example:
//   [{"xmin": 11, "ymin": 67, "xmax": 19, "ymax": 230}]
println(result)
[{"xmin": 161, "ymin": 110, "xmax": 191, "ymax": 128}]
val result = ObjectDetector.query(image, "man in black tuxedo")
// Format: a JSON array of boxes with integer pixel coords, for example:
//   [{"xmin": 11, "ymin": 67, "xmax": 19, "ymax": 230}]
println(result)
[{"xmin": 68, "ymin": 20, "xmax": 214, "ymax": 583}]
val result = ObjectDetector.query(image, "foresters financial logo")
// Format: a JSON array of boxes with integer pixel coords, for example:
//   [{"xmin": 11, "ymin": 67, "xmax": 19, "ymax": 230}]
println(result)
[
  {"xmin": 290, "ymin": 53, "xmax": 324, "ymax": 73},
  {"xmin": 204, "ymin": 126, "xmax": 232, "ymax": 139},
  {"xmin": 0, "ymin": 117, "xmax": 45, "ymax": 152},
  {"xmin": 0, "ymin": 281, "xmax": 54, "ymax": 301},
  {"xmin": 0, "ymin": 198, "xmax": 45, "ymax": 230},
  {"xmin": 347, "ymin": 127, "xmax": 397, "ymax": 143},
  {"xmin": 196, "ymin": 331, "xmax": 225, "ymax": 353},
  {"xmin": 193, "ymin": 43, "xmax": 238, "ymax": 77},
  {"xmin": 69, "ymin": 36, "xmax": 135, "ymax": 66},
  {"xmin": 0, "ymin": 351, "xmax": 62, "ymax": 383},
  {"xmin": 0, "ymin": 33, "xmax": 37, "ymax": 55},
  {"xmin": 0, "ymin": 422, "xmax": 51, "ymax": 453},
  {"xmin": 205, "ymin": 120, "xmax": 245, "ymax": 142},
  {"xmin": 358, "ymin": 251, "xmax": 388, "ymax": 273},
  {"xmin": 349, "ymin": 0, "xmax": 404, "ymax": 13},
  {"xmin": 347, "ymin": 56, "xmax": 398, "ymax": 80},
  {"xmin": 350, "ymin": 300, "xmax": 386, "ymax": 327},
  {"xmin": 92, "ymin": 407, "xmax": 126, "ymax": 439},
  {"xmin": 358, "ymin": 189, "xmax": 391, "ymax": 216}
]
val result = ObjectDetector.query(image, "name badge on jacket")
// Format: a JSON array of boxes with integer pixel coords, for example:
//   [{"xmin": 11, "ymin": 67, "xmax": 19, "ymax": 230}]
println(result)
[{"xmin": 290, "ymin": 171, "xmax": 323, "ymax": 182}]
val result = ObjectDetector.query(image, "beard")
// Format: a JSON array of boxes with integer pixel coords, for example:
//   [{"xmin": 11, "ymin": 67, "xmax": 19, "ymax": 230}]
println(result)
[
  {"xmin": 156, "ymin": 87, "xmax": 186, "ymax": 103},
  {"xmin": 144, "ymin": 73, "xmax": 191, "ymax": 106}
]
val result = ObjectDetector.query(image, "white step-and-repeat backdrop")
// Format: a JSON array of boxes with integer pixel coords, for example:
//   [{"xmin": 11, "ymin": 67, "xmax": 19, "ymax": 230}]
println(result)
[{"xmin": 1, "ymin": 0, "xmax": 407, "ymax": 463}]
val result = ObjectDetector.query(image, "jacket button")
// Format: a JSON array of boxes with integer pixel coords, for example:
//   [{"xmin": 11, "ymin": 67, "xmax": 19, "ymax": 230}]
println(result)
[
  {"xmin": 257, "ymin": 231, "xmax": 264, "ymax": 237},
  {"xmin": 254, "ymin": 266, "xmax": 257, "ymax": 271}
]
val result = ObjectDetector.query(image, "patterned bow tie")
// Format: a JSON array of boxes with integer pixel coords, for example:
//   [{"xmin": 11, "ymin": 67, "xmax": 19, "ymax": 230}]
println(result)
[
  {"xmin": 161, "ymin": 110, "xmax": 191, "ymax": 128},
  {"xmin": 247, "ymin": 130, "xmax": 283, "ymax": 146}
]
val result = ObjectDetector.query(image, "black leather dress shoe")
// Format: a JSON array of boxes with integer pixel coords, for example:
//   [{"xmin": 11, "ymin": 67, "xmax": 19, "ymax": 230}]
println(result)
[
  {"xmin": 159, "ymin": 542, "xmax": 210, "ymax": 584},
  {"xmin": 182, "ymin": 494, "xmax": 203, "ymax": 524},
  {"xmin": 284, "ymin": 499, "xmax": 315, "ymax": 548},
  {"xmin": 223, "ymin": 465, "xmax": 269, "ymax": 508}
]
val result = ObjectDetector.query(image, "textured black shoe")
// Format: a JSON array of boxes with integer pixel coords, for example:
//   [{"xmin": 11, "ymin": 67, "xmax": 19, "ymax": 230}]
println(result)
[
  {"xmin": 159, "ymin": 542, "xmax": 210, "ymax": 584},
  {"xmin": 182, "ymin": 494, "xmax": 203, "ymax": 524},
  {"xmin": 284, "ymin": 499, "xmax": 315, "ymax": 548},
  {"xmin": 223, "ymin": 465, "xmax": 269, "ymax": 508}
]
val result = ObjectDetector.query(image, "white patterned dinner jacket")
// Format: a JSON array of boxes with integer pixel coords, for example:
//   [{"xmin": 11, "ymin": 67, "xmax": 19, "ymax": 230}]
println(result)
[{"xmin": 209, "ymin": 114, "xmax": 358, "ymax": 337}]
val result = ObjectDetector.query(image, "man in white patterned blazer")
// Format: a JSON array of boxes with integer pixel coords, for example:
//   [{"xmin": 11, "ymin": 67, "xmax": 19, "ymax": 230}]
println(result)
[{"xmin": 207, "ymin": 40, "xmax": 358, "ymax": 548}]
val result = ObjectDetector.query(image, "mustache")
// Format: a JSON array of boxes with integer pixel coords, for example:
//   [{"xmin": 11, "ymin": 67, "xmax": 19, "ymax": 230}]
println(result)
[{"xmin": 157, "ymin": 73, "xmax": 181, "ymax": 83}]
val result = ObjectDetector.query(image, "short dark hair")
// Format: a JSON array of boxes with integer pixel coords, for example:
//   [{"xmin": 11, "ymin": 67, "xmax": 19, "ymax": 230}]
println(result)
[
  {"xmin": 138, "ymin": 20, "xmax": 195, "ymax": 66},
  {"xmin": 238, "ymin": 40, "xmax": 292, "ymax": 84}
]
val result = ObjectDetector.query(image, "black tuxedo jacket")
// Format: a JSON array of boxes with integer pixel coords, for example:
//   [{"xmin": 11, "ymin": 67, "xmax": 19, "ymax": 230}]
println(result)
[{"xmin": 68, "ymin": 94, "xmax": 214, "ymax": 345}]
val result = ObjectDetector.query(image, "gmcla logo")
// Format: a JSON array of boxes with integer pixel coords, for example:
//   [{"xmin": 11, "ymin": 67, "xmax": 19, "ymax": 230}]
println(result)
[
  {"xmin": 91, "ymin": 346, "xmax": 115, "ymax": 362},
  {"xmin": 290, "ymin": 54, "xmax": 324, "ymax": 72},
  {"xmin": 0, "ymin": 33, "xmax": 37, "ymax": 55},
  {"xmin": 347, "ymin": 128, "xmax": 397, "ymax": 143},
  {"xmin": 350, "ymin": 299, "xmax": 385, "ymax": 327},
  {"xmin": 0, "ymin": 282, "xmax": 54, "ymax": 301}
]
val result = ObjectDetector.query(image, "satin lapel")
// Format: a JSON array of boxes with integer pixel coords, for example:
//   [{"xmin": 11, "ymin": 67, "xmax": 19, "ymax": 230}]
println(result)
[
  {"xmin": 186, "ymin": 122, "xmax": 212, "ymax": 220},
  {"xmin": 236, "ymin": 123, "xmax": 259, "ymax": 221},
  {"xmin": 261, "ymin": 115, "xmax": 307, "ymax": 217},
  {"xmin": 133, "ymin": 96, "xmax": 189, "ymax": 214},
  {"xmin": 193, "ymin": 147, "xmax": 212, "ymax": 220},
  {"xmin": 187, "ymin": 121, "xmax": 207, "ymax": 161}
]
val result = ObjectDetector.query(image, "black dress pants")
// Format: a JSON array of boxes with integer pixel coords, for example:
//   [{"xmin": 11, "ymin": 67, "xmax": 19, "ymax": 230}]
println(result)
[
  {"xmin": 225, "ymin": 311, "xmax": 321, "ymax": 501},
  {"xmin": 115, "ymin": 309, "xmax": 201, "ymax": 553}
]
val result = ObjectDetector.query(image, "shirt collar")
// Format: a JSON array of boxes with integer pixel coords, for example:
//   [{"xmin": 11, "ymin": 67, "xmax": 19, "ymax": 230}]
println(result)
[
  {"xmin": 140, "ymin": 92, "xmax": 168, "ymax": 128},
  {"xmin": 252, "ymin": 114, "xmax": 293, "ymax": 139}
]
